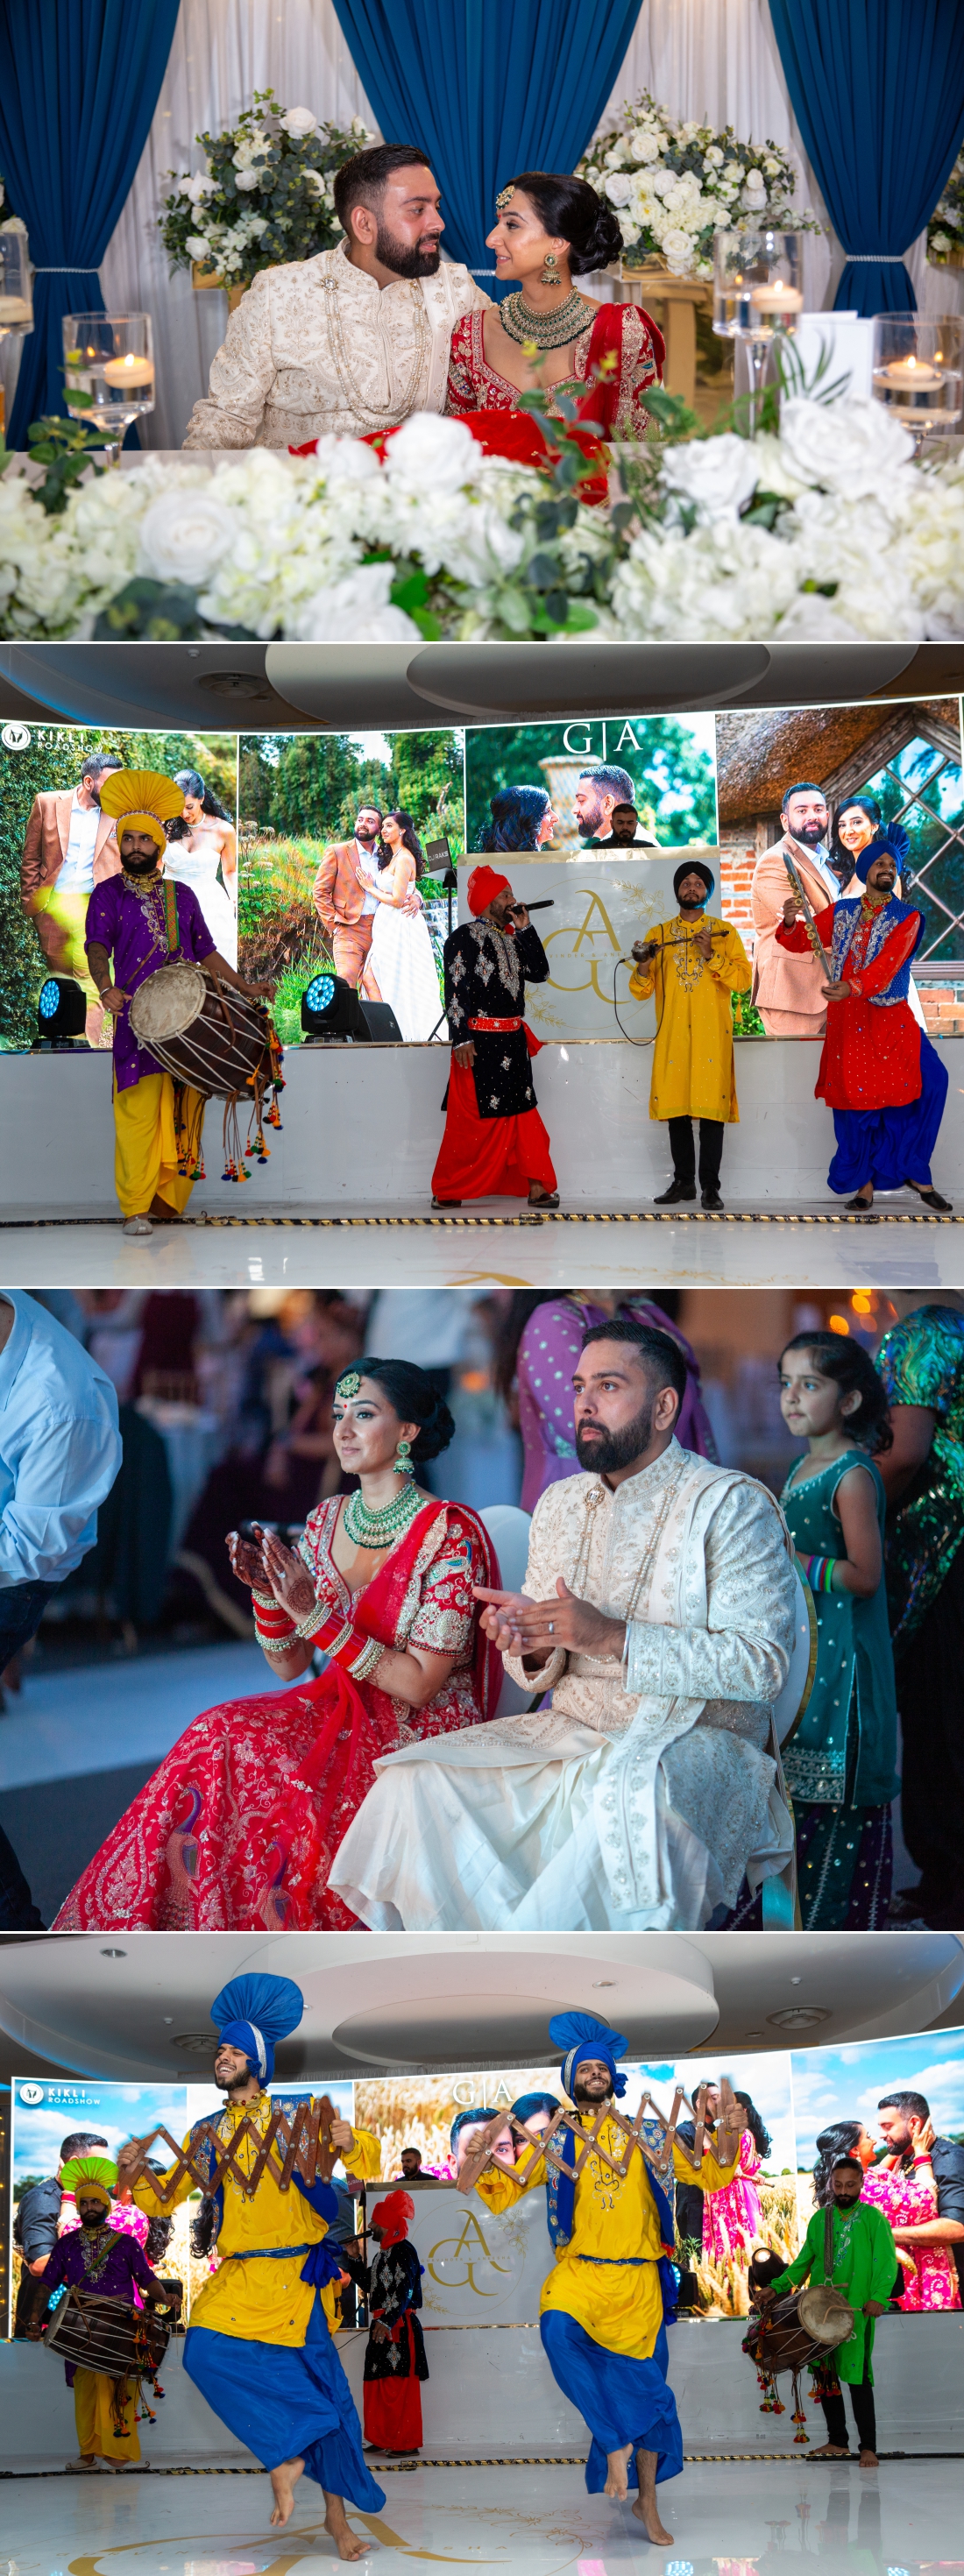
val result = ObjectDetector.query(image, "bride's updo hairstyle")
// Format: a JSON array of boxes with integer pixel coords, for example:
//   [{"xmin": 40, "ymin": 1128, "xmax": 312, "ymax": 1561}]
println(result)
[
  {"xmin": 504, "ymin": 171, "xmax": 623, "ymax": 276},
  {"xmin": 350, "ymin": 1357, "xmax": 456, "ymax": 1464}
]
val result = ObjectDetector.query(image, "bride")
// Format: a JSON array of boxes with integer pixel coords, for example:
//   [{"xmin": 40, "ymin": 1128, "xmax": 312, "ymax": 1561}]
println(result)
[
  {"xmin": 365, "ymin": 810, "xmax": 447, "ymax": 1043},
  {"xmin": 163, "ymin": 767, "xmax": 238, "ymax": 963},
  {"xmin": 445, "ymin": 169, "xmax": 663, "ymax": 440},
  {"xmin": 53, "ymin": 1358, "xmax": 501, "ymax": 1932}
]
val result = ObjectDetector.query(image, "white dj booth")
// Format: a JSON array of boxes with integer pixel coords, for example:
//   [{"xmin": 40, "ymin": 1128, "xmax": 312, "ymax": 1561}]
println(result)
[{"xmin": 4, "ymin": 1037, "xmax": 962, "ymax": 1220}]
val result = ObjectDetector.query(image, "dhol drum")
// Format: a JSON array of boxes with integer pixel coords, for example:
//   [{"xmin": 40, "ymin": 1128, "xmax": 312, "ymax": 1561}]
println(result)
[
  {"xmin": 128, "ymin": 962, "xmax": 273, "ymax": 1102},
  {"xmin": 743, "ymin": 2276, "xmax": 854, "ymax": 2440},
  {"xmin": 46, "ymin": 2287, "xmax": 172, "ymax": 2380}
]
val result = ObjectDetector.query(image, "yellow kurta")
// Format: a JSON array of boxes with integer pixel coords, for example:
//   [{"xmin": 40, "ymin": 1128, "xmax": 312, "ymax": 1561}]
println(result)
[
  {"xmin": 629, "ymin": 912, "xmax": 751, "ymax": 1123},
  {"xmin": 476, "ymin": 2112, "xmax": 741, "ymax": 2360},
  {"xmin": 132, "ymin": 2093, "xmax": 380, "ymax": 2346}
]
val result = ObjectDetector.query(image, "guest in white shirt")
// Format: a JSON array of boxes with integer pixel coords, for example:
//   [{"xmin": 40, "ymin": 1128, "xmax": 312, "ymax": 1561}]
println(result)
[
  {"xmin": 0, "ymin": 1292, "xmax": 121, "ymax": 1927},
  {"xmin": 182, "ymin": 142, "xmax": 488, "ymax": 449},
  {"xmin": 19, "ymin": 754, "xmax": 123, "ymax": 1047}
]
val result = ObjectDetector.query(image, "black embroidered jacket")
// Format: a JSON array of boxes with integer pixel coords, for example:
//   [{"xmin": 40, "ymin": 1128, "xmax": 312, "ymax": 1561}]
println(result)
[{"xmin": 442, "ymin": 918, "xmax": 550, "ymax": 1120}]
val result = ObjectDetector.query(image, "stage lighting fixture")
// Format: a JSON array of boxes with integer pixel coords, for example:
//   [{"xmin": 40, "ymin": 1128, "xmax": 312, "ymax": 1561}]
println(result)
[
  {"xmin": 299, "ymin": 972, "xmax": 369, "ymax": 1042},
  {"xmin": 32, "ymin": 976, "xmax": 90, "ymax": 1049}
]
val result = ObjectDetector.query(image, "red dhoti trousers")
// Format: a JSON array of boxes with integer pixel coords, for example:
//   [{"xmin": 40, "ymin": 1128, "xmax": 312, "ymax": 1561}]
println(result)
[
  {"xmin": 431, "ymin": 1055, "xmax": 556, "ymax": 1201},
  {"xmin": 363, "ymin": 2372, "xmax": 423, "ymax": 2452}
]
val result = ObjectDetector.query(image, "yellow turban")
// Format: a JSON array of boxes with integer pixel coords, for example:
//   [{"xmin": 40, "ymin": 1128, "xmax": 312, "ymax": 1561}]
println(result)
[
  {"xmin": 60, "ymin": 2154, "xmax": 117, "ymax": 2208},
  {"xmin": 99, "ymin": 767, "xmax": 186, "ymax": 857}
]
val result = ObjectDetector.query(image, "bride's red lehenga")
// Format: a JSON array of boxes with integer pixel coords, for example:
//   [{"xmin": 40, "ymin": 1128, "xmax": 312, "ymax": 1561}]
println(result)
[
  {"xmin": 445, "ymin": 301, "xmax": 664, "ymax": 442},
  {"xmin": 54, "ymin": 1497, "xmax": 501, "ymax": 1933}
]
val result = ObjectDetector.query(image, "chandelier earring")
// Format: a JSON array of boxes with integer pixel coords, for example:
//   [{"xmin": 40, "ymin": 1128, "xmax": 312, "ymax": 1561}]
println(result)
[
  {"xmin": 394, "ymin": 1437, "xmax": 415, "ymax": 1480},
  {"xmin": 540, "ymin": 249, "xmax": 561, "ymax": 287}
]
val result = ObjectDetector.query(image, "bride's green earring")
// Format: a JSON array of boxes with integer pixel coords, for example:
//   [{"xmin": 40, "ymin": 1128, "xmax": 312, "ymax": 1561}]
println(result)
[
  {"xmin": 540, "ymin": 250, "xmax": 560, "ymax": 287},
  {"xmin": 395, "ymin": 1438, "xmax": 415, "ymax": 1479}
]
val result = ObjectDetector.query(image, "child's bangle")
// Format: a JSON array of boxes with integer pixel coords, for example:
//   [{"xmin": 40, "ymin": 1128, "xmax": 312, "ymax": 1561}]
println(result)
[{"xmin": 796, "ymin": 1552, "xmax": 838, "ymax": 1594}]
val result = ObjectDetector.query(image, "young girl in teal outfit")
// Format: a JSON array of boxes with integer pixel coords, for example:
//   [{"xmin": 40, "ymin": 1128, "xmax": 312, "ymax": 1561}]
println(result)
[{"xmin": 775, "ymin": 1332, "xmax": 899, "ymax": 1928}]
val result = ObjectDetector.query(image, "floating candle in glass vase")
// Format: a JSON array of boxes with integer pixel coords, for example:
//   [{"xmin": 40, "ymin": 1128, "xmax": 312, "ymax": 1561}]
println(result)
[
  {"xmin": 713, "ymin": 230, "xmax": 804, "ymax": 432},
  {"xmin": 871, "ymin": 315, "xmax": 963, "ymax": 441},
  {"xmin": 62, "ymin": 311, "xmax": 155, "ymax": 464}
]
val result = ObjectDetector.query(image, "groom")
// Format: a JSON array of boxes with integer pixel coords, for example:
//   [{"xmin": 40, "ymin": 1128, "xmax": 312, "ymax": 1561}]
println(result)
[{"xmin": 183, "ymin": 143, "xmax": 489, "ymax": 448}]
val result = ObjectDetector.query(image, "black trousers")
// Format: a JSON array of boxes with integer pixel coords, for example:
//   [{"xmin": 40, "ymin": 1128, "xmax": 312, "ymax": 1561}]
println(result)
[
  {"xmin": 0, "ymin": 1578, "xmax": 54, "ymax": 1929},
  {"xmin": 668, "ymin": 1115, "xmax": 724, "ymax": 1187},
  {"xmin": 897, "ymin": 1536, "xmax": 964, "ymax": 1924},
  {"xmin": 820, "ymin": 2374, "xmax": 876, "ymax": 2453}
]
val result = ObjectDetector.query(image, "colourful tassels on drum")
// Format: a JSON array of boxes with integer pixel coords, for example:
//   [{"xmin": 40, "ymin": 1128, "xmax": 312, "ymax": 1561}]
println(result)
[{"xmin": 790, "ymin": 2372, "xmax": 809, "ymax": 2443}]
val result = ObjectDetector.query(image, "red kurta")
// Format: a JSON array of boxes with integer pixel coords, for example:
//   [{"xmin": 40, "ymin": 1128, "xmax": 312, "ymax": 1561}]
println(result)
[{"xmin": 777, "ymin": 902, "xmax": 923, "ymax": 1110}]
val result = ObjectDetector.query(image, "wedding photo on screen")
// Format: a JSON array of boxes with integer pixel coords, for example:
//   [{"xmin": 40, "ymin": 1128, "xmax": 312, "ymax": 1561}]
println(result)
[
  {"xmin": 464, "ymin": 712, "xmax": 719, "ymax": 857},
  {"xmin": 11, "ymin": 2023, "xmax": 964, "ymax": 2332},
  {"xmin": 0, "ymin": 723, "xmax": 240, "ymax": 1054},
  {"xmin": 237, "ymin": 728, "xmax": 465, "ymax": 1046}
]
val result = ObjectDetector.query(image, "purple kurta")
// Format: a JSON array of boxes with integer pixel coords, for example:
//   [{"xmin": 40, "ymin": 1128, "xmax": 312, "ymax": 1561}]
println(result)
[
  {"xmin": 85, "ymin": 875, "xmax": 216, "ymax": 1092},
  {"xmin": 40, "ymin": 2225, "xmax": 158, "ymax": 2386},
  {"xmin": 516, "ymin": 1296, "xmax": 718, "ymax": 1512}
]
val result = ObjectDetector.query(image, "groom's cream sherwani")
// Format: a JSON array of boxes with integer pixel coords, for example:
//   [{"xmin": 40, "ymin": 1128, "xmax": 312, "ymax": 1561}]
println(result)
[
  {"xmin": 183, "ymin": 239, "xmax": 489, "ymax": 448},
  {"xmin": 330, "ymin": 1438, "xmax": 797, "ymax": 1932}
]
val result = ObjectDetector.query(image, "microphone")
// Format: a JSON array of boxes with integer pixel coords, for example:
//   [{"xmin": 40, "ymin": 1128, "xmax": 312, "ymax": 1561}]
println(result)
[{"xmin": 510, "ymin": 899, "xmax": 554, "ymax": 914}]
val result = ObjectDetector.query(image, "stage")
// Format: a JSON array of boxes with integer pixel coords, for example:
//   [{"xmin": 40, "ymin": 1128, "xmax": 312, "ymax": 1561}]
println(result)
[
  {"xmin": 4, "ymin": 2452, "xmax": 960, "ymax": 2576},
  {"xmin": 2, "ymin": 2312, "xmax": 962, "ymax": 2473},
  {"xmin": 2, "ymin": 1039, "xmax": 961, "ymax": 1289}
]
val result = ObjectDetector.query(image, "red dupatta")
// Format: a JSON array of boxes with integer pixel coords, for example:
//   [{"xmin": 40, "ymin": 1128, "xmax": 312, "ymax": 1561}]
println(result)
[
  {"xmin": 575, "ymin": 302, "xmax": 666, "ymax": 435},
  {"xmin": 248, "ymin": 1499, "xmax": 503, "ymax": 1927}
]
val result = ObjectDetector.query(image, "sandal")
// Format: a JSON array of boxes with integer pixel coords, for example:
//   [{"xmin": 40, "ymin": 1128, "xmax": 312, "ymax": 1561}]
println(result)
[
  {"xmin": 527, "ymin": 1190, "xmax": 560, "ymax": 1208},
  {"xmin": 905, "ymin": 1180, "xmax": 953, "ymax": 1212},
  {"xmin": 844, "ymin": 1194, "xmax": 875, "ymax": 1213}
]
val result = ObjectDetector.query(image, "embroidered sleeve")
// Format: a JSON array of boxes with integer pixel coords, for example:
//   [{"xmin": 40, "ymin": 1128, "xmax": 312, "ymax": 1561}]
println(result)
[
  {"xmin": 501, "ymin": 1484, "xmax": 569, "ymax": 1694},
  {"xmin": 518, "ymin": 1301, "xmax": 583, "ymax": 1463},
  {"xmin": 84, "ymin": 880, "xmax": 117, "ymax": 956},
  {"xmin": 445, "ymin": 313, "xmax": 480, "ymax": 417},
  {"xmin": 623, "ymin": 1480, "xmax": 796, "ymax": 1705},
  {"xmin": 408, "ymin": 1536, "xmax": 476, "ymax": 1655},
  {"xmin": 776, "ymin": 900, "xmax": 835, "ymax": 953},
  {"xmin": 182, "ymin": 269, "xmax": 277, "ymax": 448},
  {"xmin": 849, "ymin": 910, "xmax": 921, "ymax": 997},
  {"xmin": 608, "ymin": 305, "xmax": 660, "ymax": 439},
  {"xmin": 443, "ymin": 931, "xmax": 470, "ymax": 1030},
  {"xmin": 708, "ymin": 921, "xmax": 752, "ymax": 994}
]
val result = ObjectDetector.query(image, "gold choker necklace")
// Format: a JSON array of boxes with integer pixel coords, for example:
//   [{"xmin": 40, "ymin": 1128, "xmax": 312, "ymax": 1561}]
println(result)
[{"xmin": 500, "ymin": 288, "xmax": 587, "ymax": 350}]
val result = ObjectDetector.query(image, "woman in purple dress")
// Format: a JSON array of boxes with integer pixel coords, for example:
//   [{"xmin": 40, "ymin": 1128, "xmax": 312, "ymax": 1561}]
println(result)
[{"xmin": 493, "ymin": 1292, "xmax": 717, "ymax": 1511}]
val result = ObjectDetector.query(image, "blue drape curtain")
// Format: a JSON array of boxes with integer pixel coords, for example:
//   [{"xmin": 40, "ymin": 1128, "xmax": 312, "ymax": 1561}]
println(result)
[
  {"xmin": 330, "ymin": 0, "xmax": 645, "ymax": 284},
  {"xmin": 0, "ymin": 0, "xmax": 181, "ymax": 447},
  {"xmin": 768, "ymin": 0, "xmax": 964, "ymax": 315}
]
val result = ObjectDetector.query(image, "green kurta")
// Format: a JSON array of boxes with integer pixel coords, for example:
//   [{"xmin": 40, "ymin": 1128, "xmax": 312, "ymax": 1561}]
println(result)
[
  {"xmin": 780, "ymin": 1450, "xmax": 898, "ymax": 1808},
  {"xmin": 772, "ymin": 2198, "xmax": 896, "ymax": 2383}
]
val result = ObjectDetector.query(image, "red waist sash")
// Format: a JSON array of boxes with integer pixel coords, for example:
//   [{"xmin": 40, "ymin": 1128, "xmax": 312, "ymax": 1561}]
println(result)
[{"xmin": 468, "ymin": 1014, "xmax": 523, "ymax": 1031}]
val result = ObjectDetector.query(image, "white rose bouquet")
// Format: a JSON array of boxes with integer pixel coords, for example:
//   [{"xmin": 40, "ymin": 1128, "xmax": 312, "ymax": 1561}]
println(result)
[
  {"xmin": 159, "ymin": 89, "xmax": 374, "ymax": 291},
  {"xmin": 927, "ymin": 141, "xmax": 964, "ymax": 268},
  {"xmin": 578, "ymin": 93, "xmax": 821, "ymax": 276}
]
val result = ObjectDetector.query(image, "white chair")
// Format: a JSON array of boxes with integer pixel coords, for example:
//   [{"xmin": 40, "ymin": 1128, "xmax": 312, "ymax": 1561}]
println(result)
[{"xmin": 478, "ymin": 1504, "xmax": 533, "ymax": 1720}]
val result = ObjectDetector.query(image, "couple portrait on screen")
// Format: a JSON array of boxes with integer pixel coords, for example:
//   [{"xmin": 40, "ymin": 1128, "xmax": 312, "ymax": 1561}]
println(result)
[{"xmin": 312, "ymin": 803, "xmax": 443, "ymax": 1042}]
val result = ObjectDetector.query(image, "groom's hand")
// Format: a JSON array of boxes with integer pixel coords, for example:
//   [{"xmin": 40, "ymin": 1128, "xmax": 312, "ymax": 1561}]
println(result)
[{"xmin": 474, "ymin": 1578, "xmax": 626, "ymax": 1663}]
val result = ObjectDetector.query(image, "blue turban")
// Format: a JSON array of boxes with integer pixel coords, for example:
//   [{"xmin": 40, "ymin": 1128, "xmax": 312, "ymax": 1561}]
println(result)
[
  {"xmin": 511, "ymin": 2091, "xmax": 561, "ymax": 2127},
  {"xmin": 211, "ymin": 1972, "xmax": 304, "ymax": 2084},
  {"xmin": 549, "ymin": 2012, "xmax": 629, "ymax": 2103},
  {"xmin": 853, "ymin": 824, "xmax": 909, "ymax": 885}
]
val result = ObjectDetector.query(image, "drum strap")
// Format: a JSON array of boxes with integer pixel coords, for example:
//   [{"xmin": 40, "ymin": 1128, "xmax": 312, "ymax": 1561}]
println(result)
[
  {"xmin": 165, "ymin": 881, "xmax": 181, "ymax": 955},
  {"xmin": 824, "ymin": 2204, "xmax": 834, "ymax": 2275}
]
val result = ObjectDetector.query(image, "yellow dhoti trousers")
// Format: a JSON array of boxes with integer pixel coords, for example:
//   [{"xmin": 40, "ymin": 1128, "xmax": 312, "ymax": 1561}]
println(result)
[
  {"xmin": 73, "ymin": 2365, "xmax": 141, "ymax": 2462},
  {"xmin": 113, "ymin": 1072, "xmax": 206, "ymax": 1219}
]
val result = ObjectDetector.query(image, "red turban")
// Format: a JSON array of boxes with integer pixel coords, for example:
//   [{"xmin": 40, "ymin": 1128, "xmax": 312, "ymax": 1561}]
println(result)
[
  {"xmin": 466, "ymin": 865, "xmax": 510, "ymax": 917},
  {"xmin": 371, "ymin": 2190, "xmax": 415, "ymax": 2246}
]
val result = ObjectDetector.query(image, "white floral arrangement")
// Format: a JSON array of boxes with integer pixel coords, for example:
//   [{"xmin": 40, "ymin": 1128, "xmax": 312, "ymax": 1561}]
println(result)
[
  {"xmin": 159, "ymin": 91, "xmax": 374, "ymax": 291},
  {"xmin": 927, "ymin": 140, "xmax": 964, "ymax": 267},
  {"xmin": 1, "ymin": 400, "xmax": 963, "ymax": 643},
  {"xmin": 578, "ymin": 93, "xmax": 821, "ymax": 275}
]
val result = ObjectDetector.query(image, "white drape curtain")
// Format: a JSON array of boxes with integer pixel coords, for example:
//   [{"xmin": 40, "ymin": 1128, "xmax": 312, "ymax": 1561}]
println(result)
[{"xmin": 2, "ymin": 0, "xmax": 953, "ymax": 446}]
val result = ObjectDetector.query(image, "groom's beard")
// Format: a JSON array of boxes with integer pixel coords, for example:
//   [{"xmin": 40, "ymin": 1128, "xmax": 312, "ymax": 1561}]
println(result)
[
  {"xmin": 375, "ymin": 222, "xmax": 442, "ymax": 278},
  {"xmin": 575, "ymin": 1395, "xmax": 656, "ymax": 1474}
]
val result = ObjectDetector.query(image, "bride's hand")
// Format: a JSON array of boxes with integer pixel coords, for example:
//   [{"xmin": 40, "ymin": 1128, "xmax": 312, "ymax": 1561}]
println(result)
[
  {"xmin": 226, "ymin": 1529, "xmax": 269, "ymax": 1589},
  {"xmin": 259, "ymin": 1525, "xmax": 317, "ymax": 1618}
]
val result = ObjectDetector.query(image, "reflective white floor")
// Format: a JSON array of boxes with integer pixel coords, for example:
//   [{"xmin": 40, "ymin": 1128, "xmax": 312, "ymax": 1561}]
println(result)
[
  {"xmin": 2, "ymin": 1210, "xmax": 960, "ymax": 1290},
  {"xmin": 3, "ymin": 2454, "xmax": 960, "ymax": 2574}
]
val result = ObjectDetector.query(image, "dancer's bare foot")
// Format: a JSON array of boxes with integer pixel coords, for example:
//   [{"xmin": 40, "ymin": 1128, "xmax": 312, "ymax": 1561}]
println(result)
[
  {"xmin": 323, "ymin": 2491, "xmax": 372, "ymax": 2559},
  {"xmin": 859, "ymin": 2448, "xmax": 879, "ymax": 2469},
  {"xmin": 269, "ymin": 2455, "xmax": 305, "ymax": 2524},
  {"xmin": 603, "ymin": 2443, "xmax": 634, "ymax": 2499},
  {"xmin": 807, "ymin": 2443, "xmax": 850, "ymax": 2459},
  {"xmin": 631, "ymin": 2449, "xmax": 674, "ymax": 2544}
]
